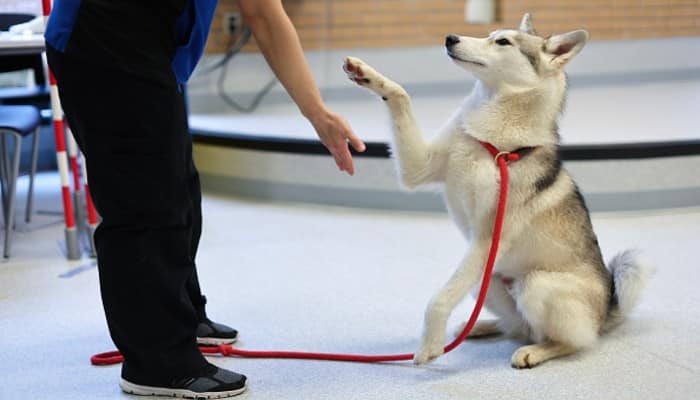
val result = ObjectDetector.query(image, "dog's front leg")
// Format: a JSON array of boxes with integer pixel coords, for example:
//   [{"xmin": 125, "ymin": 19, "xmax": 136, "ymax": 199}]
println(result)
[
  {"xmin": 343, "ymin": 57, "xmax": 446, "ymax": 187},
  {"xmin": 414, "ymin": 241, "xmax": 492, "ymax": 364}
]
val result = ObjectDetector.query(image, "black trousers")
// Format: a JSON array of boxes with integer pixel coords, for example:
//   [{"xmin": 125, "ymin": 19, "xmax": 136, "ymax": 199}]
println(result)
[{"xmin": 47, "ymin": 0, "xmax": 210, "ymax": 385}]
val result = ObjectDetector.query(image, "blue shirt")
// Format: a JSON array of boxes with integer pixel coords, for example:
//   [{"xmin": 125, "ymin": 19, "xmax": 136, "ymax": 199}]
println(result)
[{"xmin": 45, "ymin": 0, "xmax": 218, "ymax": 85}]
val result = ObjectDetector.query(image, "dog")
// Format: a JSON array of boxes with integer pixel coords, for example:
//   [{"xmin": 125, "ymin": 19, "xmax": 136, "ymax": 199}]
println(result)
[{"xmin": 343, "ymin": 13, "xmax": 654, "ymax": 368}]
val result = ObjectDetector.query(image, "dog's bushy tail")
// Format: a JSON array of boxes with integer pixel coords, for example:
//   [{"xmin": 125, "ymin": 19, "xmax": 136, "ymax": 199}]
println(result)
[{"xmin": 602, "ymin": 249, "xmax": 655, "ymax": 332}]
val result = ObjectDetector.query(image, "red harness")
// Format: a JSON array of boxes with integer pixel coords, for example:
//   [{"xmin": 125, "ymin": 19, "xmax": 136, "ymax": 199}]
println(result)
[{"xmin": 90, "ymin": 140, "xmax": 530, "ymax": 366}]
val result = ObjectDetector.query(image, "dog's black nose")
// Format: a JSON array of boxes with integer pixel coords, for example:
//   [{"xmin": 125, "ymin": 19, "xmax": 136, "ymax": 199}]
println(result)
[{"xmin": 445, "ymin": 34, "xmax": 460, "ymax": 48}]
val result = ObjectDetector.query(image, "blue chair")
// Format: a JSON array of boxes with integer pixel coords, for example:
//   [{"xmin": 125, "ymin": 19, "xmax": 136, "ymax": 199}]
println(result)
[{"xmin": 0, "ymin": 105, "xmax": 40, "ymax": 258}]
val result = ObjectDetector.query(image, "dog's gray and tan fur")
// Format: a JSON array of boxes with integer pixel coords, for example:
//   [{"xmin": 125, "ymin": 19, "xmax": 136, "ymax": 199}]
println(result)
[{"xmin": 343, "ymin": 14, "xmax": 654, "ymax": 368}]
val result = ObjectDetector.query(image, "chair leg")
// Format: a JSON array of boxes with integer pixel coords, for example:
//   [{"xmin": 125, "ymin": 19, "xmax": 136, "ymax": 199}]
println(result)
[
  {"xmin": 0, "ymin": 134, "xmax": 8, "ymax": 219},
  {"xmin": 4, "ymin": 132, "xmax": 21, "ymax": 258},
  {"xmin": 26, "ymin": 127, "xmax": 40, "ymax": 223}
]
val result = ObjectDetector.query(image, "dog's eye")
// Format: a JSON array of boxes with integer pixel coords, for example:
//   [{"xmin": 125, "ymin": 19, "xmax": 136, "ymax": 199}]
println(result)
[{"xmin": 496, "ymin": 38, "xmax": 512, "ymax": 46}]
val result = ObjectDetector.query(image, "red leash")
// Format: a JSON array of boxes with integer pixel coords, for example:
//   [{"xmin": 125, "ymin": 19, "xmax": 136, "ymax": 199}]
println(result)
[{"xmin": 91, "ymin": 141, "xmax": 520, "ymax": 366}]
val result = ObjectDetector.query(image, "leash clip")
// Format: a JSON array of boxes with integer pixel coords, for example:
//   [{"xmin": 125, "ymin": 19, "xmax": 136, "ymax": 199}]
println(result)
[
  {"xmin": 494, "ymin": 151, "xmax": 521, "ymax": 164},
  {"xmin": 494, "ymin": 151, "xmax": 511, "ymax": 163}
]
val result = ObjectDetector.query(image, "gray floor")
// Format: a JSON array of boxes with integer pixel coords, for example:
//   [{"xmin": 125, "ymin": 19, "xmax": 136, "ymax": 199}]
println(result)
[{"xmin": 1, "ymin": 173, "xmax": 699, "ymax": 399}]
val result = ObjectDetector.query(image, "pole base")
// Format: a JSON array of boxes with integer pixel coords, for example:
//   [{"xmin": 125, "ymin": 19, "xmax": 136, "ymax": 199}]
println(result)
[
  {"xmin": 74, "ymin": 192, "xmax": 86, "ymax": 231},
  {"xmin": 65, "ymin": 227, "xmax": 81, "ymax": 260}
]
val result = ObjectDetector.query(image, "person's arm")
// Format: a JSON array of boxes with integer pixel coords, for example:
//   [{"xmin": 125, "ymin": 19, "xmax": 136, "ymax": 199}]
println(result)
[{"xmin": 237, "ymin": 0, "xmax": 365, "ymax": 175}]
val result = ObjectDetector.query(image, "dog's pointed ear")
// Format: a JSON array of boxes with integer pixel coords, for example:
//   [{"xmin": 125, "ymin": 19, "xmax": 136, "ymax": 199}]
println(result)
[
  {"xmin": 544, "ymin": 30, "xmax": 589, "ymax": 68},
  {"xmin": 519, "ymin": 13, "xmax": 536, "ymax": 35}
]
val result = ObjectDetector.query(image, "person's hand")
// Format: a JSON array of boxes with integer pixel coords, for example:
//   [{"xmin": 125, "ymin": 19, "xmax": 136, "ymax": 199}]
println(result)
[
  {"xmin": 307, "ymin": 107, "xmax": 366, "ymax": 175},
  {"xmin": 236, "ymin": 0, "xmax": 365, "ymax": 174}
]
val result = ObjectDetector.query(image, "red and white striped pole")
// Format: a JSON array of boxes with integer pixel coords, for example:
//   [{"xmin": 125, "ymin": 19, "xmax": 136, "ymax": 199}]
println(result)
[
  {"xmin": 43, "ymin": 0, "xmax": 80, "ymax": 260},
  {"xmin": 67, "ymin": 128, "xmax": 81, "ymax": 194},
  {"xmin": 66, "ymin": 127, "xmax": 84, "ymax": 223},
  {"xmin": 67, "ymin": 125, "xmax": 99, "ymax": 257}
]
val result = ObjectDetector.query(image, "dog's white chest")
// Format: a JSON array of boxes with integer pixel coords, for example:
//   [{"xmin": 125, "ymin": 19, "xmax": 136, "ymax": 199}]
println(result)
[{"xmin": 443, "ymin": 139, "xmax": 499, "ymax": 235}]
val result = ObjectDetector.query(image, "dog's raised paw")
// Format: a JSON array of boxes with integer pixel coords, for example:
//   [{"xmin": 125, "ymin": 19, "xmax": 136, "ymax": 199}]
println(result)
[
  {"xmin": 343, "ymin": 57, "xmax": 405, "ymax": 100},
  {"xmin": 343, "ymin": 57, "xmax": 372, "ymax": 86}
]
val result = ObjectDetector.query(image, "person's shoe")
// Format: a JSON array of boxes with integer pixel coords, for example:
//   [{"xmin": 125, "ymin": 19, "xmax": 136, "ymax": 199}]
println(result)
[
  {"xmin": 197, "ymin": 318, "xmax": 239, "ymax": 346},
  {"xmin": 120, "ymin": 364, "xmax": 247, "ymax": 399}
]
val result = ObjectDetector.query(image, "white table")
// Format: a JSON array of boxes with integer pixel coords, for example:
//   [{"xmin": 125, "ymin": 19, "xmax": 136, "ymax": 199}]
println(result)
[{"xmin": 0, "ymin": 32, "xmax": 44, "ymax": 56}]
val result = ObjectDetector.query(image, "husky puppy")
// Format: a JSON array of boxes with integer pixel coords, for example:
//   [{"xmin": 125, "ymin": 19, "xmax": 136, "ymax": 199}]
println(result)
[{"xmin": 343, "ymin": 14, "xmax": 654, "ymax": 368}]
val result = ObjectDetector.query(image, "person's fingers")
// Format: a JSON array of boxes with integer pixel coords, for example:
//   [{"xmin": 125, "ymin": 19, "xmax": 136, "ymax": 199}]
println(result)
[
  {"xmin": 326, "ymin": 144, "xmax": 343, "ymax": 171},
  {"xmin": 335, "ymin": 144, "xmax": 355, "ymax": 175},
  {"xmin": 327, "ymin": 143, "xmax": 347, "ymax": 173},
  {"xmin": 315, "ymin": 113, "xmax": 361, "ymax": 175},
  {"xmin": 335, "ymin": 117, "xmax": 365, "ymax": 153},
  {"xmin": 333, "ymin": 118, "xmax": 364, "ymax": 153},
  {"xmin": 335, "ymin": 155, "xmax": 344, "ymax": 172},
  {"xmin": 347, "ymin": 130, "xmax": 366, "ymax": 153}
]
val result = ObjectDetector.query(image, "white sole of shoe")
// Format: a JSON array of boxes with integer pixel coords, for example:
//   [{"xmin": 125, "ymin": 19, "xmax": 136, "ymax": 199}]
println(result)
[
  {"xmin": 120, "ymin": 378, "xmax": 247, "ymax": 399},
  {"xmin": 197, "ymin": 336, "xmax": 238, "ymax": 346}
]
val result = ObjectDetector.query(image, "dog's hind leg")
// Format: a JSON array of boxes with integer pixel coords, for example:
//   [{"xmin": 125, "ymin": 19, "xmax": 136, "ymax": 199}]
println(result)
[
  {"xmin": 511, "ymin": 341, "xmax": 577, "ymax": 369},
  {"xmin": 463, "ymin": 319, "xmax": 501, "ymax": 338},
  {"xmin": 343, "ymin": 57, "xmax": 449, "ymax": 187},
  {"xmin": 513, "ymin": 271, "xmax": 602, "ymax": 368}
]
